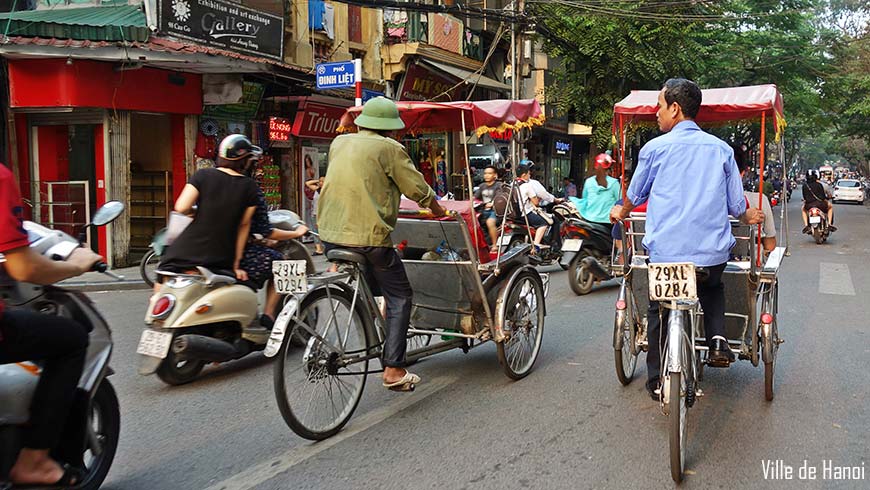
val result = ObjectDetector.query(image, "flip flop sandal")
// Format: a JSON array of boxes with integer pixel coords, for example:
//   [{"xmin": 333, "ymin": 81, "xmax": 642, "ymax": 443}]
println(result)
[
  {"xmin": 382, "ymin": 372, "xmax": 420, "ymax": 392},
  {"xmin": 12, "ymin": 464, "xmax": 83, "ymax": 489}
]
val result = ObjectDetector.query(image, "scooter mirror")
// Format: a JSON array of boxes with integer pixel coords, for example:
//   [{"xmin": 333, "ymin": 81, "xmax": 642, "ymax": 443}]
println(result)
[{"xmin": 91, "ymin": 201, "xmax": 125, "ymax": 226}]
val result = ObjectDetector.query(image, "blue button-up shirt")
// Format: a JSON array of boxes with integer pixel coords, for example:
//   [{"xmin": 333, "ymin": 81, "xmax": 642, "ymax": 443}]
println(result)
[{"xmin": 626, "ymin": 121, "xmax": 746, "ymax": 266}]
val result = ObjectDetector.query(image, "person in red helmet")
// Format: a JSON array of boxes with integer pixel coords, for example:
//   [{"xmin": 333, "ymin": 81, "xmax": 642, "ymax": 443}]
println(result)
[{"xmin": 575, "ymin": 153, "xmax": 621, "ymax": 226}]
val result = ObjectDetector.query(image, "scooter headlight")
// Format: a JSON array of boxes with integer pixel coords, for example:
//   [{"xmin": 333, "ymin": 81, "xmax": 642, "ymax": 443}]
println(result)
[{"xmin": 151, "ymin": 294, "xmax": 176, "ymax": 319}]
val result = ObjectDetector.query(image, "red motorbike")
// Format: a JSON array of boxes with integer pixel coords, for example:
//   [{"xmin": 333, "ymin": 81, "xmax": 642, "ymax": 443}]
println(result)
[{"xmin": 807, "ymin": 206, "xmax": 829, "ymax": 244}]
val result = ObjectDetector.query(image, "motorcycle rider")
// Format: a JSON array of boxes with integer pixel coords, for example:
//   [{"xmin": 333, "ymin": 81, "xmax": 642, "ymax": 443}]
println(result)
[
  {"xmin": 517, "ymin": 164, "xmax": 556, "ymax": 249},
  {"xmin": 801, "ymin": 169, "xmax": 836, "ymax": 234},
  {"xmin": 317, "ymin": 97, "xmax": 445, "ymax": 391},
  {"xmin": 609, "ymin": 78, "xmax": 765, "ymax": 401},
  {"xmin": 0, "ymin": 163, "xmax": 102, "ymax": 487},
  {"xmin": 158, "ymin": 135, "xmax": 261, "ymax": 286},
  {"xmin": 576, "ymin": 153, "xmax": 621, "ymax": 230}
]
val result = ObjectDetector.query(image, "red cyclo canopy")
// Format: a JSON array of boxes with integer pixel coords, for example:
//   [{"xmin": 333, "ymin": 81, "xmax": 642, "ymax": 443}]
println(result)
[
  {"xmin": 613, "ymin": 84, "xmax": 785, "ymax": 126},
  {"xmin": 338, "ymin": 99, "xmax": 545, "ymax": 136}
]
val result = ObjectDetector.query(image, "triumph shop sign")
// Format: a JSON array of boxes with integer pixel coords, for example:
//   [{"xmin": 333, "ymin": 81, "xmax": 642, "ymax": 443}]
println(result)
[{"xmin": 159, "ymin": 0, "xmax": 283, "ymax": 60}]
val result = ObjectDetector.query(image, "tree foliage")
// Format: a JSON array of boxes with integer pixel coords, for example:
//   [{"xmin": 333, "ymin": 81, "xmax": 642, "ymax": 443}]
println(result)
[{"xmin": 530, "ymin": 0, "xmax": 867, "ymax": 169}]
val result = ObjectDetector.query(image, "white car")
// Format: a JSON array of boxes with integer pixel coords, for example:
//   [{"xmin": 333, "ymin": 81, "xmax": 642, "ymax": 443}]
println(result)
[{"xmin": 833, "ymin": 179, "xmax": 865, "ymax": 204}]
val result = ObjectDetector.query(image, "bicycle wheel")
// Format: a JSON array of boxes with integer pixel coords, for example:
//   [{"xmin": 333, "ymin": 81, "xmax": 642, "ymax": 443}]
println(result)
[
  {"xmin": 139, "ymin": 250, "xmax": 160, "ymax": 288},
  {"xmin": 613, "ymin": 307, "xmax": 637, "ymax": 385},
  {"xmin": 273, "ymin": 287, "xmax": 371, "ymax": 440},
  {"xmin": 668, "ymin": 370, "xmax": 687, "ymax": 483},
  {"xmin": 763, "ymin": 320, "xmax": 779, "ymax": 401},
  {"xmin": 497, "ymin": 271, "xmax": 545, "ymax": 380}
]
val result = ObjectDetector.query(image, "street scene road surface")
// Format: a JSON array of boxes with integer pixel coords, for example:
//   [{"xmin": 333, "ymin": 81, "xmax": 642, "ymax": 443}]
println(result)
[{"xmin": 93, "ymin": 200, "xmax": 869, "ymax": 489}]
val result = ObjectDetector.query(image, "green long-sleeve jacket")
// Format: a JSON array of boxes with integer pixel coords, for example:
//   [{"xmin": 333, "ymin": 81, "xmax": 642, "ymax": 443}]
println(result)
[{"xmin": 317, "ymin": 129, "xmax": 436, "ymax": 247}]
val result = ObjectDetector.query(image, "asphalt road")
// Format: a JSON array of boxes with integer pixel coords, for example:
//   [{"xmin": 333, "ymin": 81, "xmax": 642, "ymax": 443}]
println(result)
[{"xmin": 93, "ymin": 198, "xmax": 870, "ymax": 489}]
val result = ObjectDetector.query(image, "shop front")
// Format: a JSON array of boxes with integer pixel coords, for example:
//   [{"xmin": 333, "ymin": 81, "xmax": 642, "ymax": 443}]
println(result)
[
  {"xmin": 526, "ymin": 120, "xmax": 589, "ymax": 198},
  {"xmin": 288, "ymin": 98, "xmax": 351, "ymax": 227},
  {"xmin": 7, "ymin": 58, "xmax": 201, "ymax": 265}
]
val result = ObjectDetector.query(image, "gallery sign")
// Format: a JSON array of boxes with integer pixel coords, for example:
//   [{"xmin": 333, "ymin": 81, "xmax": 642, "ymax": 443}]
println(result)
[{"xmin": 159, "ymin": 0, "xmax": 284, "ymax": 60}]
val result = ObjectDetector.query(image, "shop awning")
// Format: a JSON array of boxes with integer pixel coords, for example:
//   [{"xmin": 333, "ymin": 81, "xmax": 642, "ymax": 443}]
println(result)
[
  {"xmin": 339, "ymin": 99, "xmax": 544, "ymax": 136},
  {"xmin": 0, "ymin": 5, "xmax": 149, "ymax": 42},
  {"xmin": 420, "ymin": 60, "xmax": 511, "ymax": 93},
  {"xmin": 614, "ymin": 84, "xmax": 785, "ymax": 124}
]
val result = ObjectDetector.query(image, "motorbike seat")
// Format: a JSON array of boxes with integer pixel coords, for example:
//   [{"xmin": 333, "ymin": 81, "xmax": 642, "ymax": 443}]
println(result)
[
  {"xmin": 326, "ymin": 249, "xmax": 368, "ymax": 266},
  {"xmin": 196, "ymin": 267, "xmax": 237, "ymax": 286}
]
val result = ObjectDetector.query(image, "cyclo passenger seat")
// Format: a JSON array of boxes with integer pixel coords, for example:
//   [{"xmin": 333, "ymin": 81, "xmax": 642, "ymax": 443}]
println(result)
[{"xmin": 326, "ymin": 248, "xmax": 368, "ymax": 266}]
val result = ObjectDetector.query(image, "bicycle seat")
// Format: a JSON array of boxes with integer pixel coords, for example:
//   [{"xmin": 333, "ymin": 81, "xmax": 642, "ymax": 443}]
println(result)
[{"xmin": 326, "ymin": 249, "xmax": 368, "ymax": 265}]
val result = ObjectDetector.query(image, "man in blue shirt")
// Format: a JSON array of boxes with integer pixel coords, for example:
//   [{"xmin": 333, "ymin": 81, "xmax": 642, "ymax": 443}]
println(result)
[{"xmin": 609, "ymin": 78, "xmax": 765, "ymax": 400}]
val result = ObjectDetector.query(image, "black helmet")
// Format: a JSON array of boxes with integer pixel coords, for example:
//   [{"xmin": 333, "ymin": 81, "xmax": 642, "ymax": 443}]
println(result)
[{"xmin": 218, "ymin": 134, "xmax": 262, "ymax": 161}]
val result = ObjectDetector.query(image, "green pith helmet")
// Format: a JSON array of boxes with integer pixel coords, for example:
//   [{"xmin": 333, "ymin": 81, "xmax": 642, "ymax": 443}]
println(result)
[{"xmin": 353, "ymin": 96, "xmax": 405, "ymax": 131}]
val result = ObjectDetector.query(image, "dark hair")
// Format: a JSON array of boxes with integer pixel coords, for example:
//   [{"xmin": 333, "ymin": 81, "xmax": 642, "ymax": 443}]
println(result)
[
  {"xmin": 484, "ymin": 165, "xmax": 498, "ymax": 172},
  {"xmin": 729, "ymin": 143, "xmax": 748, "ymax": 174},
  {"xmin": 516, "ymin": 164, "xmax": 531, "ymax": 177},
  {"xmin": 663, "ymin": 78, "xmax": 702, "ymax": 119}
]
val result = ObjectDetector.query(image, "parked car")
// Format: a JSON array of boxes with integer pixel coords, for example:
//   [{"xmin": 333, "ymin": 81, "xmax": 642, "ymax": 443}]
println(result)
[{"xmin": 833, "ymin": 179, "xmax": 865, "ymax": 204}]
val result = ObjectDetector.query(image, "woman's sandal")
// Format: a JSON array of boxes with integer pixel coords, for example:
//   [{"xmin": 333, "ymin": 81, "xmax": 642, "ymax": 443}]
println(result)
[
  {"xmin": 382, "ymin": 372, "xmax": 420, "ymax": 392},
  {"xmin": 12, "ymin": 464, "xmax": 83, "ymax": 489}
]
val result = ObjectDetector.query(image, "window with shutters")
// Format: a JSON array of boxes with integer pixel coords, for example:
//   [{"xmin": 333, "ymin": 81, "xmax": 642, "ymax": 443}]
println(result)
[{"xmin": 348, "ymin": 5, "xmax": 362, "ymax": 44}]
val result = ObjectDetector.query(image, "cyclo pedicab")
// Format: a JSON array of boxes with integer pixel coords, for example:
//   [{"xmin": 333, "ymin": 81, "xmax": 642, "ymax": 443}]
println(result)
[
  {"xmin": 264, "ymin": 99, "xmax": 549, "ymax": 440},
  {"xmin": 609, "ymin": 84, "xmax": 789, "ymax": 482}
]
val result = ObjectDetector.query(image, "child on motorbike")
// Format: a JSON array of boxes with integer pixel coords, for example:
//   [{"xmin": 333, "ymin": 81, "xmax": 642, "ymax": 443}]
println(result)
[{"xmin": 241, "ymin": 176, "xmax": 309, "ymax": 328}]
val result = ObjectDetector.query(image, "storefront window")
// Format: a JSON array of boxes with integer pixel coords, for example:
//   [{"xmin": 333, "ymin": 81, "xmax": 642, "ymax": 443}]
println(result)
[
  {"xmin": 549, "ymin": 138, "xmax": 572, "ymax": 196},
  {"xmin": 300, "ymin": 142, "xmax": 330, "ymax": 229},
  {"xmin": 403, "ymin": 134, "xmax": 449, "ymax": 196}
]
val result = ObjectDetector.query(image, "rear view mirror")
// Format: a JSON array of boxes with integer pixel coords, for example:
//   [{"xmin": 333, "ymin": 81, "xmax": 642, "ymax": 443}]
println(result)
[{"xmin": 91, "ymin": 201, "xmax": 125, "ymax": 226}]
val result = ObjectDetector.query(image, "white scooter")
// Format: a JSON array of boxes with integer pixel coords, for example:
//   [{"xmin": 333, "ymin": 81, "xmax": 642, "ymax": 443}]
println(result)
[
  {"xmin": 0, "ymin": 201, "xmax": 124, "ymax": 490},
  {"xmin": 137, "ymin": 210, "xmax": 314, "ymax": 385}
]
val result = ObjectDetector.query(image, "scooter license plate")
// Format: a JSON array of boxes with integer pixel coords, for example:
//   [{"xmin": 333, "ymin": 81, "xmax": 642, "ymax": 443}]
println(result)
[
  {"xmin": 648, "ymin": 263, "xmax": 697, "ymax": 302},
  {"xmin": 137, "ymin": 330, "xmax": 173, "ymax": 359},
  {"xmin": 497, "ymin": 235, "xmax": 514, "ymax": 247},
  {"xmin": 273, "ymin": 260, "xmax": 308, "ymax": 294},
  {"xmin": 561, "ymin": 238, "xmax": 583, "ymax": 252},
  {"xmin": 809, "ymin": 216, "xmax": 821, "ymax": 224}
]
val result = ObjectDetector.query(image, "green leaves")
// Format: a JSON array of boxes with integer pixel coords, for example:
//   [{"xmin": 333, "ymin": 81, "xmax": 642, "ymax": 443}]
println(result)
[{"xmin": 530, "ymin": 0, "xmax": 868, "ymax": 160}]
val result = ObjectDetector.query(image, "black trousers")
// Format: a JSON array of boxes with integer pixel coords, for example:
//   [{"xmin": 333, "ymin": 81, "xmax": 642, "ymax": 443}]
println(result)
[
  {"xmin": 0, "ymin": 310, "xmax": 88, "ymax": 449},
  {"xmin": 646, "ymin": 263, "xmax": 727, "ymax": 390},
  {"xmin": 324, "ymin": 243, "xmax": 412, "ymax": 368}
]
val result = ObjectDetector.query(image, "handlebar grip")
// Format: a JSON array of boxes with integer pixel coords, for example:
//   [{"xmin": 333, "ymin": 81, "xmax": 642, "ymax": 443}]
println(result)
[{"xmin": 93, "ymin": 262, "xmax": 108, "ymax": 273}]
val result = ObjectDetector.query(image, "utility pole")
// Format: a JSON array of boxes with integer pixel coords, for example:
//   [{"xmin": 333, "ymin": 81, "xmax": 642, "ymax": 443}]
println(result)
[{"xmin": 510, "ymin": 0, "xmax": 524, "ymax": 176}]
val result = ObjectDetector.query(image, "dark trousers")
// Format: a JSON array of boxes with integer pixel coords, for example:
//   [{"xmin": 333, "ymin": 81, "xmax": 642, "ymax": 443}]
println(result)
[
  {"xmin": 646, "ymin": 263, "xmax": 727, "ymax": 390},
  {"xmin": 324, "ymin": 243, "xmax": 412, "ymax": 368},
  {"xmin": 0, "ymin": 310, "xmax": 88, "ymax": 449}
]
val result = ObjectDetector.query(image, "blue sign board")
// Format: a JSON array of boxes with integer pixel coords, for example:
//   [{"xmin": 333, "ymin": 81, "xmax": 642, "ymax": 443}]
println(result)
[
  {"xmin": 362, "ymin": 89, "xmax": 385, "ymax": 103},
  {"xmin": 316, "ymin": 61, "xmax": 357, "ymax": 90}
]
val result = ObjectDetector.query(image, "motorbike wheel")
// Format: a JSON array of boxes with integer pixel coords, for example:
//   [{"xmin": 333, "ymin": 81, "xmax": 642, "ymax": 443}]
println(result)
[
  {"xmin": 139, "ymin": 250, "xmax": 160, "ymax": 288},
  {"xmin": 156, "ymin": 348, "xmax": 206, "ymax": 386},
  {"xmin": 78, "ymin": 381, "xmax": 120, "ymax": 490},
  {"xmin": 813, "ymin": 228, "xmax": 823, "ymax": 244},
  {"xmin": 568, "ymin": 255, "xmax": 595, "ymax": 296}
]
